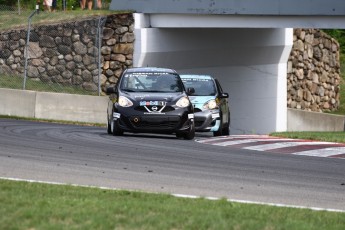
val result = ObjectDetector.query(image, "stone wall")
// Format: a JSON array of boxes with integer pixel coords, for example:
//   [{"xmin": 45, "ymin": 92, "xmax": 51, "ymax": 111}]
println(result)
[
  {"xmin": 287, "ymin": 29, "xmax": 341, "ymax": 112},
  {"xmin": 101, "ymin": 14, "xmax": 134, "ymax": 90},
  {"xmin": 0, "ymin": 16, "xmax": 342, "ymax": 112},
  {"xmin": 0, "ymin": 13, "xmax": 134, "ymax": 94}
]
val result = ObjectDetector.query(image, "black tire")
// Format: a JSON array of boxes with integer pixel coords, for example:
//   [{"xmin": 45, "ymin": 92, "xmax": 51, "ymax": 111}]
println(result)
[
  {"xmin": 111, "ymin": 120, "xmax": 124, "ymax": 136},
  {"xmin": 213, "ymin": 112, "xmax": 227, "ymax": 136},
  {"xmin": 213, "ymin": 121, "xmax": 223, "ymax": 136},
  {"xmin": 222, "ymin": 124, "xmax": 230, "ymax": 136},
  {"xmin": 222, "ymin": 112, "xmax": 230, "ymax": 135},
  {"xmin": 183, "ymin": 122, "xmax": 195, "ymax": 140},
  {"xmin": 213, "ymin": 129, "xmax": 222, "ymax": 136},
  {"xmin": 107, "ymin": 121, "xmax": 112, "ymax": 134},
  {"xmin": 175, "ymin": 132, "xmax": 184, "ymax": 138}
]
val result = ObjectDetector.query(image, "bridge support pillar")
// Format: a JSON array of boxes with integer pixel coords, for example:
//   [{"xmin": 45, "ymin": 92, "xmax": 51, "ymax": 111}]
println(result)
[{"xmin": 133, "ymin": 14, "xmax": 293, "ymax": 134}]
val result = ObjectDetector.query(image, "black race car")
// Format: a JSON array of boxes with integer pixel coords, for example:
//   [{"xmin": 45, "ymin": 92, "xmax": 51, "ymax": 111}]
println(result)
[{"xmin": 106, "ymin": 67, "xmax": 195, "ymax": 139}]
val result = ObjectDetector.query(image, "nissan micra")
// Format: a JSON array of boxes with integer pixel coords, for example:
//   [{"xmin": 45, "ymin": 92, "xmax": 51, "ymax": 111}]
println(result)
[
  {"xmin": 106, "ymin": 67, "xmax": 195, "ymax": 139},
  {"xmin": 180, "ymin": 74, "xmax": 230, "ymax": 136}
]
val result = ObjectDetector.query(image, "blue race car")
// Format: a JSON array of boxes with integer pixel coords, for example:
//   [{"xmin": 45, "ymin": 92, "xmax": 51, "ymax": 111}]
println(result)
[{"xmin": 180, "ymin": 74, "xmax": 230, "ymax": 136}]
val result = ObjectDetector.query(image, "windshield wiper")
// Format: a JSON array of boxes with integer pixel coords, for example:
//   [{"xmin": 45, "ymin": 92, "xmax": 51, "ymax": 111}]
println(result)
[{"xmin": 144, "ymin": 90, "xmax": 164, "ymax": 92}]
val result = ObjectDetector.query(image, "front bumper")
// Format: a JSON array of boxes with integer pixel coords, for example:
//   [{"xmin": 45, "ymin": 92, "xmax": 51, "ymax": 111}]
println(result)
[
  {"xmin": 112, "ymin": 106, "xmax": 194, "ymax": 134},
  {"xmin": 194, "ymin": 110, "xmax": 220, "ymax": 132}
]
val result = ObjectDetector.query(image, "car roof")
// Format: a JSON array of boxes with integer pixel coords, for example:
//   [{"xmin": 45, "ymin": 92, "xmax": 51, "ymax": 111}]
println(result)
[
  {"xmin": 180, "ymin": 74, "xmax": 213, "ymax": 80},
  {"xmin": 125, "ymin": 67, "xmax": 178, "ymax": 74}
]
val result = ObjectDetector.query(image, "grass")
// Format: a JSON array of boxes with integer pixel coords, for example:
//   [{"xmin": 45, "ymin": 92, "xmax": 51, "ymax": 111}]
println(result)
[
  {"xmin": 0, "ymin": 74, "xmax": 98, "ymax": 95},
  {"xmin": 0, "ymin": 8, "xmax": 129, "ymax": 31},
  {"xmin": 1, "ymin": 10, "xmax": 345, "ymax": 230},
  {"xmin": 0, "ymin": 7, "xmax": 129, "ymax": 96},
  {"xmin": 0, "ymin": 179, "xmax": 344, "ymax": 230},
  {"xmin": 0, "ymin": 115, "xmax": 106, "ymax": 127},
  {"xmin": 270, "ymin": 131, "xmax": 345, "ymax": 143}
]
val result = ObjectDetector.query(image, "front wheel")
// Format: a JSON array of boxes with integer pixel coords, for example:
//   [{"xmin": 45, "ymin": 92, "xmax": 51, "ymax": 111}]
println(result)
[
  {"xmin": 176, "ymin": 122, "xmax": 195, "ymax": 140},
  {"xmin": 222, "ymin": 112, "xmax": 230, "ymax": 135},
  {"xmin": 111, "ymin": 119, "xmax": 124, "ymax": 136},
  {"xmin": 107, "ymin": 120, "xmax": 112, "ymax": 134},
  {"xmin": 213, "ymin": 112, "xmax": 230, "ymax": 136},
  {"xmin": 213, "ymin": 120, "xmax": 223, "ymax": 136}
]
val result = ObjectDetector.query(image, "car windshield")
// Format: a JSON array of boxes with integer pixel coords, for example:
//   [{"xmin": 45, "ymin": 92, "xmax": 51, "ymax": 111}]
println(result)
[
  {"xmin": 182, "ymin": 77, "xmax": 216, "ymax": 96},
  {"xmin": 120, "ymin": 72, "xmax": 183, "ymax": 92}
]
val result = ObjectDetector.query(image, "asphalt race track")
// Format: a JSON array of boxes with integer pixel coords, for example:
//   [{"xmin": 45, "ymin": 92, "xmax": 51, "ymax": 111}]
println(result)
[{"xmin": 0, "ymin": 119, "xmax": 344, "ymax": 211}]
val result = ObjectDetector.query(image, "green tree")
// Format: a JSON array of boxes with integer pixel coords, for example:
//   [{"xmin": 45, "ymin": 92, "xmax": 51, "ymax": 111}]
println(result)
[
  {"xmin": 0, "ymin": 0, "xmax": 16, "ymax": 5},
  {"xmin": 1, "ymin": 0, "xmax": 112, "ymax": 10},
  {"xmin": 323, "ymin": 29, "xmax": 345, "ymax": 55}
]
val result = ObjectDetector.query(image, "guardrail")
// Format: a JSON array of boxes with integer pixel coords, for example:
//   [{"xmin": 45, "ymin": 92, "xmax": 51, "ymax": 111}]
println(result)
[{"xmin": 0, "ymin": 88, "xmax": 108, "ymax": 123}]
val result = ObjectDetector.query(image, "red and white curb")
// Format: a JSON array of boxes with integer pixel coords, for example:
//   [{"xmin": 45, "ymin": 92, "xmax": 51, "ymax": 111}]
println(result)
[{"xmin": 196, "ymin": 135, "xmax": 345, "ymax": 159}]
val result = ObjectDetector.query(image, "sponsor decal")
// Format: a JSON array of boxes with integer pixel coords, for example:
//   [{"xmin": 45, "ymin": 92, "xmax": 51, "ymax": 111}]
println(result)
[
  {"xmin": 212, "ymin": 113, "xmax": 220, "ymax": 119},
  {"xmin": 113, "ymin": 112, "xmax": 121, "ymax": 119},
  {"xmin": 140, "ymin": 101, "xmax": 166, "ymax": 106},
  {"xmin": 144, "ymin": 112, "xmax": 166, "ymax": 115}
]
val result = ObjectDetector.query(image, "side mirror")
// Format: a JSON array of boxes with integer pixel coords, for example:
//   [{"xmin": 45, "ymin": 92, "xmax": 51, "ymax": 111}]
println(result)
[
  {"xmin": 186, "ymin": 87, "xmax": 195, "ymax": 95},
  {"xmin": 220, "ymin": 92, "xmax": 229, "ymax": 98},
  {"xmin": 106, "ymin": 86, "xmax": 117, "ymax": 95}
]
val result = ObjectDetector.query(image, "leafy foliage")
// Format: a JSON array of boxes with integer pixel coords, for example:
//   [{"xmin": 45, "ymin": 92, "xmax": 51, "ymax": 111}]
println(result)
[
  {"xmin": 0, "ymin": 0, "xmax": 112, "ymax": 10},
  {"xmin": 0, "ymin": 0, "xmax": 16, "ymax": 5},
  {"xmin": 323, "ymin": 29, "xmax": 345, "ymax": 114},
  {"xmin": 323, "ymin": 29, "xmax": 345, "ymax": 55}
]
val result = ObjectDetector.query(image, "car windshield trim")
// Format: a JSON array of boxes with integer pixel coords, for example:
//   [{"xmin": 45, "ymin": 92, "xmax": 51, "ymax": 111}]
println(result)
[
  {"xmin": 181, "ymin": 77, "xmax": 217, "ymax": 96},
  {"xmin": 121, "ymin": 89, "xmax": 136, "ymax": 92},
  {"xmin": 120, "ymin": 72, "xmax": 184, "ymax": 93}
]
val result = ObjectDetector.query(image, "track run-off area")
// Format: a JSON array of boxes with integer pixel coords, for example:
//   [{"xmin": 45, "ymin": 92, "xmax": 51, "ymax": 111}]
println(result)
[
  {"xmin": 0, "ymin": 119, "xmax": 344, "ymax": 211},
  {"xmin": 196, "ymin": 135, "xmax": 345, "ymax": 159}
]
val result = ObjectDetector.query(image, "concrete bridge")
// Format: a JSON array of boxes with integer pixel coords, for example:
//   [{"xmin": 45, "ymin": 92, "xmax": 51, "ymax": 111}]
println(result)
[{"xmin": 110, "ymin": 0, "xmax": 345, "ymax": 134}]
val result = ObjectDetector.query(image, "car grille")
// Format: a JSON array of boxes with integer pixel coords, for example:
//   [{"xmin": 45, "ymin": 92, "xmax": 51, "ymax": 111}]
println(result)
[
  {"xmin": 129, "ymin": 115, "xmax": 180, "ymax": 130},
  {"xmin": 134, "ymin": 105, "xmax": 175, "ymax": 113},
  {"xmin": 194, "ymin": 121, "xmax": 204, "ymax": 127},
  {"xmin": 194, "ymin": 117, "xmax": 216, "ymax": 129},
  {"xmin": 194, "ymin": 117, "xmax": 206, "ymax": 128}
]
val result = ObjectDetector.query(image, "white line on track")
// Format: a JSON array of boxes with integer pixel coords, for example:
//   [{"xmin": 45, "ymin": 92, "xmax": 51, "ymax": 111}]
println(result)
[
  {"xmin": 1, "ymin": 177, "xmax": 344, "ymax": 213},
  {"xmin": 196, "ymin": 136, "xmax": 291, "ymax": 144},
  {"xmin": 196, "ymin": 135, "xmax": 272, "ymax": 143},
  {"xmin": 213, "ymin": 139, "xmax": 263, "ymax": 146},
  {"xmin": 243, "ymin": 141, "xmax": 336, "ymax": 151},
  {"xmin": 197, "ymin": 136, "xmax": 345, "ymax": 159},
  {"xmin": 294, "ymin": 147, "xmax": 345, "ymax": 157},
  {"xmin": 172, "ymin": 194, "xmax": 345, "ymax": 213},
  {"xmin": 213, "ymin": 138, "xmax": 297, "ymax": 146}
]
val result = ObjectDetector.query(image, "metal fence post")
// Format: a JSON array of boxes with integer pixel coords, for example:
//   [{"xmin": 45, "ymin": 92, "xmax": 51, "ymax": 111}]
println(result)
[
  {"xmin": 17, "ymin": 0, "xmax": 21, "ymax": 15},
  {"xmin": 97, "ymin": 16, "xmax": 107, "ymax": 96},
  {"xmin": 62, "ymin": 0, "xmax": 67, "ymax": 11},
  {"xmin": 23, "ymin": 6, "xmax": 39, "ymax": 90}
]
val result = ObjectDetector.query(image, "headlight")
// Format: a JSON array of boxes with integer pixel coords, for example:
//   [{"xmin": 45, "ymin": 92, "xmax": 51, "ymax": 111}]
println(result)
[
  {"xmin": 176, "ymin": 96, "xmax": 190, "ymax": 108},
  {"xmin": 118, "ymin": 96, "xmax": 133, "ymax": 107},
  {"xmin": 203, "ymin": 99, "xmax": 218, "ymax": 110}
]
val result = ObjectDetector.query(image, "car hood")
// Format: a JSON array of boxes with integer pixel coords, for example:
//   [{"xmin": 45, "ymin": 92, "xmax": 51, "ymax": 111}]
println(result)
[{"xmin": 188, "ymin": 96, "xmax": 215, "ymax": 109}]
